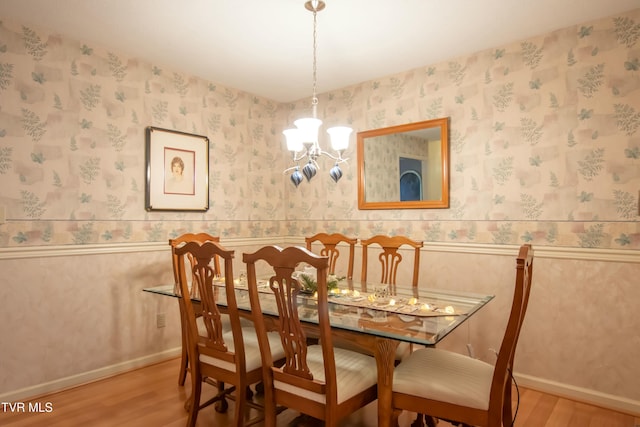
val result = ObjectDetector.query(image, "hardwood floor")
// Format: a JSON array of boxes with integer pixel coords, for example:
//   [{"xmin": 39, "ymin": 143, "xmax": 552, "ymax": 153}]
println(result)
[{"xmin": 1, "ymin": 358, "xmax": 637, "ymax": 426}]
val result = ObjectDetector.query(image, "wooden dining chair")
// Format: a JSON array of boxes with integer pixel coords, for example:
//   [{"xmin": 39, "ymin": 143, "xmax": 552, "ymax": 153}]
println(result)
[
  {"xmin": 360, "ymin": 234, "xmax": 424, "ymax": 360},
  {"xmin": 243, "ymin": 245, "xmax": 378, "ymax": 427},
  {"xmin": 390, "ymin": 244, "xmax": 535, "ymax": 427},
  {"xmin": 170, "ymin": 233, "xmax": 221, "ymax": 386},
  {"xmin": 360, "ymin": 234, "xmax": 424, "ymax": 290},
  {"xmin": 305, "ymin": 232, "xmax": 357, "ymax": 279},
  {"xmin": 175, "ymin": 240, "xmax": 285, "ymax": 427}
]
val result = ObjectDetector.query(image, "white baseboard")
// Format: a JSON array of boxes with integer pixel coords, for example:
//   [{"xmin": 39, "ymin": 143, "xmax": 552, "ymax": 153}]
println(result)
[
  {"xmin": 2, "ymin": 349, "xmax": 638, "ymax": 419},
  {"xmin": 515, "ymin": 372, "xmax": 640, "ymax": 417},
  {"xmin": 0, "ymin": 347, "xmax": 181, "ymax": 403}
]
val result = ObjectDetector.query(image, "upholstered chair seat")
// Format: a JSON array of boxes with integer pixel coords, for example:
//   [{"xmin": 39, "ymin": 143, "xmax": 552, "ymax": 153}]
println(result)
[
  {"xmin": 274, "ymin": 345, "xmax": 378, "ymax": 404},
  {"xmin": 393, "ymin": 348, "xmax": 494, "ymax": 410},
  {"xmin": 199, "ymin": 327, "xmax": 284, "ymax": 373}
]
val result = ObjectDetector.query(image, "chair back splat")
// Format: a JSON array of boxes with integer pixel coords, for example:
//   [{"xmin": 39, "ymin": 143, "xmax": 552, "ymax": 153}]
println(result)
[
  {"xmin": 360, "ymin": 235, "xmax": 423, "ymax": 290},
  {"xmin": 243, "ymin": 245, "xmax": 378, "ymax": 427},
  {"xmin": 390, "ymin": 244, "xmax": 535, "ymax": 427},
  {"xmin": 305, "ymin": 232, "xmax": 357, "ymax": 280},
  {"xmin": 170, "ymin": 233, "xmax": 221, "ymax": 298}
]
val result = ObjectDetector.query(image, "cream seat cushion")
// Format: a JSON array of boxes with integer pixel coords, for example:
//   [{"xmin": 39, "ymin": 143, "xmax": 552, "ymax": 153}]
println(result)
[
  {"xmin": 393, "ymin": 347, "xmax": 494, "ymax": 410},
  {"xmin": 195, "ymin": 313, "xmax": 253, "ymax": 334},
  {"xmin": 199, "ymin": 326, "xmax": 285, "ymax": 373},
  {"xmin": 274, "ymin": 345, "xmax": 378, "ymax": 404}
]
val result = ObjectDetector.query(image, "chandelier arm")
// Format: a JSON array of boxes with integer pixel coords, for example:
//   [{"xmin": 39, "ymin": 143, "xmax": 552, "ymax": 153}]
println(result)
[
  {"xmin": 315, "ymin": 149, "xmax": 348, "ymax": 163},
  {"xmin": 291, "ymin": 151, "xmax": 308, "ymax": 162},
  {"xmin": 283, "ymin": 150, "xmax": 350, "ymax": 177},
  {"xmin": 283, "ymin": 165, "xmax": 301, "ymax": 174}
]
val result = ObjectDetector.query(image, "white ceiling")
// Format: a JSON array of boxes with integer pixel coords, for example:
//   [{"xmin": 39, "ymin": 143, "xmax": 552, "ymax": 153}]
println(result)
[{"xmin": 1, "ymin": 0, "xmax": 638, "ymax": 103}]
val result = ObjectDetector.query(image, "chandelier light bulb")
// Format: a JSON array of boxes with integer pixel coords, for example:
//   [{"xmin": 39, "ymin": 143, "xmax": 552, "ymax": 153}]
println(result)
[
  {"xmin": 327, "ymin": 126, "xmax": 352, "ymax": 152},
  {"xmin": 294, "ymin": 118, "xmax": 322, "ymax": 146},
  {"xmin": 283, "ymin": 128, "xmax": 303, "ymax": 153}
]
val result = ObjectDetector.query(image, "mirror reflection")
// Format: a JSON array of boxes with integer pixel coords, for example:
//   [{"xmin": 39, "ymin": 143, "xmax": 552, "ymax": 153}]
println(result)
[{"xmin": 357, "ymin": 118, "xmax": 449, "ymax": 209}]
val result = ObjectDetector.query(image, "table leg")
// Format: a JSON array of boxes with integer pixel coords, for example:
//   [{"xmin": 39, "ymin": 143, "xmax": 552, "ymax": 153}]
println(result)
[
  {"xmin": 410, "ymin": 414, "xmax": 425, "ymax": 427},
  {"xmin": 375, "ymin": 337, "xmax": 399, "ymax": 427},
  {"xmin": 410, "ymin": 413, "xmax": 438, "ymax": 427}
]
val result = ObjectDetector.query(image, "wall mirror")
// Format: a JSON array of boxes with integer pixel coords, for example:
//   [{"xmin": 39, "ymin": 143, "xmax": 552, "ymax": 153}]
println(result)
[{"xmin": 357, "ymin": 117, "xmax": 449, "ymax": 209}]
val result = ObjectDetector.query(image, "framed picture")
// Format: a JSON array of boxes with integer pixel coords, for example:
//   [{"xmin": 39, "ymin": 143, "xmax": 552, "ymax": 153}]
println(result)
[{"xmin": 145, "ymin": 126, "xmax": 209, "ymax": 211}]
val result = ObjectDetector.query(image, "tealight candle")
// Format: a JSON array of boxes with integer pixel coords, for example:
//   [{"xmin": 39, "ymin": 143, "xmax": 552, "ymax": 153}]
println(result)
[
  {"xmin": 444, "ymin": 306, "xmax": 455, "ymax": 314},
  {"xmin": 408, "ymin": 297, "xmax": 418, "ymax": 305},
  {"xmin": 352, "ymin": 290, "xmax": 360, "ymax": 297},
  {"xmin": 389, "ymin": 299, "xmax": 396, "ymax": 306}
]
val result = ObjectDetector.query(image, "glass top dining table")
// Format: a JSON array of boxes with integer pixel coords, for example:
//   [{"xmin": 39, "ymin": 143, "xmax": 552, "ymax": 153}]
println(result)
[
  {"xmin": 144, "ymin": 278, "xmax": 493, "ymax": 346},
  {"xmin": 143, "ymin": 279, "xmax": 493, "ymax": 426}
]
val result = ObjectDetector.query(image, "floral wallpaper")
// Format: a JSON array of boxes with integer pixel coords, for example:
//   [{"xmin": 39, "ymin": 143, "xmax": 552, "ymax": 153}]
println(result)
[
  {"xmin": 284, "ymin": 9, "xmax": 640, "ymax": 250},
  {"xmin": 0, "ymin": 9, "xmax": 639, "ymax": 249},
  {"xmin": 0, "ymin": 16, "xmax": 287, "ymax": 247}
]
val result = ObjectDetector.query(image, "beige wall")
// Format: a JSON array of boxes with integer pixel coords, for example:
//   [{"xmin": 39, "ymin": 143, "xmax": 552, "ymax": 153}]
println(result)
[
  {"xmin": 2, "ymin": 242, "xmax": 638, "ymax": 416},
  {"xmin": 0, "ymin": 8, "xmax": 639, "ymax": 415}
]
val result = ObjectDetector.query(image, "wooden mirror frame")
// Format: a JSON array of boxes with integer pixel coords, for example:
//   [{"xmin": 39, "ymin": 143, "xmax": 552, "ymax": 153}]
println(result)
[{"xmin": 357, "ymin": 117, "xmax": 449, "ymax": 210}]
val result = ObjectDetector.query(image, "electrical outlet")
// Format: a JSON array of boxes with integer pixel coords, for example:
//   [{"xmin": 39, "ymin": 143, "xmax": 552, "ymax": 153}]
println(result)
[
  {"xmin": 466, "ymin": 343, "xmax": 475, "ymax": 358},
  {"xmin": 156, "ymin": 313, "xmax": 166, "ymax": 328}
]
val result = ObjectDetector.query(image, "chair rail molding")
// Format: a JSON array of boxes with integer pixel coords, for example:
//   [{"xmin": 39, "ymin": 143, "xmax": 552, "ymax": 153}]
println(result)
[
  {"xmin": 284, "ymin": 237, "xmax": 640, "ymax": 264},
  {"xmin": 0, "ymin": 237, "xmax": 281, "ymax": 260},
  {"xmin": 1, "ymin": 239, "xmax": 637, "ymax": 263}
]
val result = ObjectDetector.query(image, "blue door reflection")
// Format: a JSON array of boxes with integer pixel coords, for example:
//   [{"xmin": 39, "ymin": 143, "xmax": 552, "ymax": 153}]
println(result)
[{"xmin": 399, "ymin": 157, "xmax": 423, "ymax": 201}]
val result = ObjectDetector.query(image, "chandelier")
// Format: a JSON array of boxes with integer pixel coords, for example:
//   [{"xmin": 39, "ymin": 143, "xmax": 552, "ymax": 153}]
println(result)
[{"xmin": 283, "ymin": 0, "xmax": 352, "ymax": 187}]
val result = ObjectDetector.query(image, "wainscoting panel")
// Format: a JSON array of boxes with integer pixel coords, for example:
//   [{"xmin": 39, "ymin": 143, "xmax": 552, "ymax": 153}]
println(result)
[{"xmin": 1, "ymin": 239, "xmax": 638, "ymax": 415}]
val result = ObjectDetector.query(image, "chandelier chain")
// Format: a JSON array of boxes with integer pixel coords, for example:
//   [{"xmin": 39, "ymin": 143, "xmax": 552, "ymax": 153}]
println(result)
[{"xmin": 311, "ymin": 8, "xmax": 319, "ymax": 116}]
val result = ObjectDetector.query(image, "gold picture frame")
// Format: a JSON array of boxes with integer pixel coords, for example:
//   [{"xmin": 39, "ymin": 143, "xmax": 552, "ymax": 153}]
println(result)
[{"xmin": 145, "ymin": 126, "xmax": 209, "ymax": 212}]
